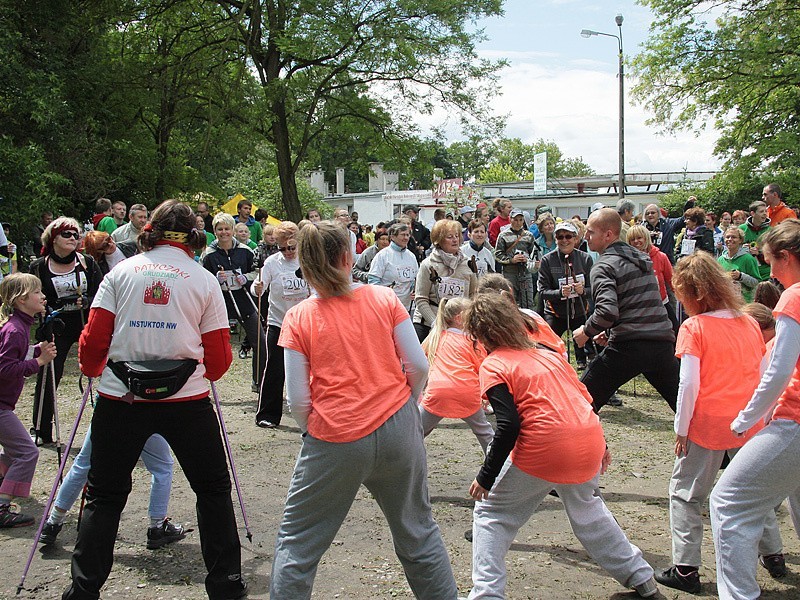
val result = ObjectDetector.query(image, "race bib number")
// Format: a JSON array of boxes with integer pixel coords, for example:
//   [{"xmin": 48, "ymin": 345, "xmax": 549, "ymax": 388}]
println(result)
[
  {"xmin": 438, "ymin": 276, "xmax": 467, "ymax": 300},
  {"xmin": 280, "ymin": 272, "xmax": 308, "ymax": 299},
  {"xmin": 654, "ymin": 231, "xmax": 663, "ymax": 246},
  {"xmin": 395, "ymin": 265, "xmax": 414, "ymax": 282},
  {"xmin": 51, "ymin": 271, "xmax": 86, "ymax": 299},
  {"xmin": 681, "ymin": 238, "xmax": 696, "ymax": 256},
  {"xmin": 557, "ymin": 274, "xmax": 585, "ymax": 299},
  {"xmin": 219, "ymin": 271, "xmax": 242, "ymax": 291}
]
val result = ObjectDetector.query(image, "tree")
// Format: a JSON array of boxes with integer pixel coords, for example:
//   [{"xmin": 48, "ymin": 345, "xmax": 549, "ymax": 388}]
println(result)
[
  {"xmin": 631, "ymin": 0, "xmax": 800, "ymax": 176},
  {"xmin": 215, "ymin": 0, "xmax": 504, "ymax": 221},
  {"xmin": 471, "ymin": 137, "xmax": 596, "ymax": 183}
]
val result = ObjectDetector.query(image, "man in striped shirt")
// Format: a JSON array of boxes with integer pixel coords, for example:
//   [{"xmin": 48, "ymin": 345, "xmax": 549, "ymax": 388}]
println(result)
[{"xmin": 573, "ymin": 208, "xmax": 679, "ymax": 413}]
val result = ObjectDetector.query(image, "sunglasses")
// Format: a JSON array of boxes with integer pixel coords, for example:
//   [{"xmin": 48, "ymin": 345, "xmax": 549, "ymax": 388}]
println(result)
[
  {"xmin": 278, "ymin": 245, "xmax": 297, "ymax": 253},
  {"xmin": 556, "ymin": 234, "xmax": 575, "ymax": 240},
  {"xmin": 59, "ymin": 231, "xmax": 80, "ymax": 240}
]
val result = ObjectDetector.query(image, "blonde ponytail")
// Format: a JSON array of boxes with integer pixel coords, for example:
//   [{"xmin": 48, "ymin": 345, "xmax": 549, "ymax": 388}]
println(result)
[
  {"xmin": 297, "ymin": 222, "xmax": 352, "ymax": 298},
  {"xmin": 423, "ymin": 297, "xmax": 471, "ymax": 368}
]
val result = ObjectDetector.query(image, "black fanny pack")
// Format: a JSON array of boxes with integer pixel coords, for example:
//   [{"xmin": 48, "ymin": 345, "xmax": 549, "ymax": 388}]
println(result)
[{"xmin": 107, "ymin": 359, "xmax": 198, "ymax": 400}]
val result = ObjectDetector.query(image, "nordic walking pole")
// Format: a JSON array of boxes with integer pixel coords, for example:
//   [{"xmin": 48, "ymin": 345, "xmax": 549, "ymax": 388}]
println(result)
[
  {"xmin": 17, "ymin": 379, "xmax": 94, "ymax": 596},
  {"xmin": 253, "ymin": 272, "xmax": 264, "ymax": 396},
  {"xmin": 210, "ymin": 381, "xmax": 253, "ymax": 543},
  {"xmin": 49, "ymin": 361, "xmax": 63, "ymax": 481}
]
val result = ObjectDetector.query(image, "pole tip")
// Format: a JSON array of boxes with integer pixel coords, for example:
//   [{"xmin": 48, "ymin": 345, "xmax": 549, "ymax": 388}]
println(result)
[
  {"xmin": 16, "ymin": 585, "xmax": 23, "ymax": 595},
  {"xmin": 246, "ymin": 532, "xmax": 253, "ymax": 543}
]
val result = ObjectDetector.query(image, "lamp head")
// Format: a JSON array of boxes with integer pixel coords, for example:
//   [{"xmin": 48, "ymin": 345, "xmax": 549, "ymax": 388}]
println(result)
[
  {"xmin": 615, "ymin": 13, "xmax": 624, "ymax": 27},
  {"xmin": 580, "ymin": 29, "xmax": 596, "ymax": 38}
]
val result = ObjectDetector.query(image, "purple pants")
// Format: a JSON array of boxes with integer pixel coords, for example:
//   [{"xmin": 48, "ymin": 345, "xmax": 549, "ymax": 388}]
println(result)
[{"xmin": 0, "ymin": 409, "xmax": 39, "ymax": 497}]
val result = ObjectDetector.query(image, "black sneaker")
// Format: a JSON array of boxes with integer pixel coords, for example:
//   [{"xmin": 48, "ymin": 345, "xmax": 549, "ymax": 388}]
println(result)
[
  {"xmin": 464, "ymin": 529, "xmax": 472, "ymax": 542},
  {"xmin": 760, "ymin": 553, "xmax": 787, "ymax": 578},
  {"xmin": 146, "ymin": 518, "xmax": 186, "ymax": 549},
  {"xmin": 0, "ymin": 504, "xmax": 34, "ymax": 528},
  {"xmin": 655, "ymin": 565, "xmax": 701, "ymax": 594},
  {"xmin": 238, "ymin": 347, "xmax": 249, "ymax": 359},
  {"xmin": 39, "ymin": 521, "xmax": 63, "ymax": 544},
  {"xmin": 608, "ymin": 393, "xmax": 623, "ymax": 407}
]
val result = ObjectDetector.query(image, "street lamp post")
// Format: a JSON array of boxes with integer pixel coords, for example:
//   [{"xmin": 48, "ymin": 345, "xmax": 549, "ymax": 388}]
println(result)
[{"xmin": 581, "ymin": 14, "xmax": 625, "ymax": 199}]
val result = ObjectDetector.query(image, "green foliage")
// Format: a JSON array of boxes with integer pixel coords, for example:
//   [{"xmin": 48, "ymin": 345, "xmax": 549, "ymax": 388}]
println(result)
[
  {"xmin": 632, "ymin": 0, "xmax": 800, "ymax": 177},
  {"xmin": 652, "ymin": 170, "xmax": 793, "ymax": 218},
  {"xmin": 471, "ymin": 137, "xmax": 596, "ymax": 183}
]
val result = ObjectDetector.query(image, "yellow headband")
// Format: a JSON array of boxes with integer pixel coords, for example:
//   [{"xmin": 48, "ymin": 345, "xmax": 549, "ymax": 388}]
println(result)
[{"xmin": 163, "ymin": 230, "xmax": 189, "ymax": 243}]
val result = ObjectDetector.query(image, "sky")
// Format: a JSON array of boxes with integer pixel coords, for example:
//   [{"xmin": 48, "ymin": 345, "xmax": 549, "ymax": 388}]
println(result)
[{"xmin": 420, "ymin": 0, "xmax": 722, "ymax": 176}]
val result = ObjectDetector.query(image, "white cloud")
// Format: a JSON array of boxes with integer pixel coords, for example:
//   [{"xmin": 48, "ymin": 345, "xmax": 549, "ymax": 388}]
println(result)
[{"xmin": 414, "ymin": 55, "xmax": 722, "ymax": 175}]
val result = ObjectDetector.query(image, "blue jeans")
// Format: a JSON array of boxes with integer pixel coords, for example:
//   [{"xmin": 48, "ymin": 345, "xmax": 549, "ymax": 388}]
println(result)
[{"xmin": 53, "ymin": 424, "xmax": 173, "ymax": 520}]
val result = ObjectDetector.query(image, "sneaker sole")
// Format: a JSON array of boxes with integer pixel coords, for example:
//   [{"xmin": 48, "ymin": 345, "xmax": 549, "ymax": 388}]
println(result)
[{"xmin": 147, "ymin": 532, "xmax": 187, "ymax": 549}]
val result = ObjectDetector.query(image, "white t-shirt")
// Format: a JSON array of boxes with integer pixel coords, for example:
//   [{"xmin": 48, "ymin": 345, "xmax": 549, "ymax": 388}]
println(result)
[
  {"xmin": 460, "ymin": 241, "xmax": 495, "ymax": 277},
  {"xmin": 92, "ymin": 245, "xmax": 228, "ymax": 400},
  {"xmin": 368, "ymin": 245, "xmax": 418, "ymax": 309},
  {"xmin": 257, "ymin": 251, "xmax": 310, "ymax": 328}
]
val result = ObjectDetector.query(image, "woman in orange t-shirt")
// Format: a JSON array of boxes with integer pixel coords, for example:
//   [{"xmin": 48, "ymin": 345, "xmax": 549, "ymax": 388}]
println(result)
[
  {"xmin": 271, "ymin": 222, "xmax": 457, "ymax": 599},
  {"xmin": 462, "ymin": 293, "xmax": 657, "ymax": 600},
  {"xmin": 655, "ymin": 252, "xmax": 773, "ymax": 595},
  {"xmin": 711, "ymin": 219, "xmax": 800, "ymax": 600},
  {"xmin": 419, "ymin": 297, "xmax": 493, "ymax": 452}
]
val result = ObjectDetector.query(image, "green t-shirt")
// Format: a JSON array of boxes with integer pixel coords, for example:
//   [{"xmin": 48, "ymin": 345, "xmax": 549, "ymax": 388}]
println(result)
[{"xmin": 96, "ymin": 216, "xmax": 118, "ymax": 234}]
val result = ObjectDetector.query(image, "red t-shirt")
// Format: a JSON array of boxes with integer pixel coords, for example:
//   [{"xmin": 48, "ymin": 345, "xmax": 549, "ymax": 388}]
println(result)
[
  {"xmin": 279, "ymin": 285, "xmax": 413, "ymax": 442},
  {"xmin": 676, "ymin": 313, "xmax": 765, "ymax": 449},
  {"xmin": 649, "ymin": 246, "xmax": 673, "ymax": 301},
  {"xmin": 488, "ymin": 215, "xmax": 510, "ymax": 245},
  {"xmin": 770, "ymin": 283, "xmax": 800, "ymax": 424},
  {"xmin": 421, "ymin": 329, "xmax": 486, "ymax": 418},
  {"xmin": 480, "ymin": 347, "xmax": 605, "ymax": 484}
]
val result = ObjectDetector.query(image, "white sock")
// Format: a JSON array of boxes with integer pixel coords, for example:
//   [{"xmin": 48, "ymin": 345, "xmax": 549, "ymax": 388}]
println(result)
[
  {"xmin": 150, "ymin": 517, "xmax": 164, "ymax": 529},
  {"xmin": 47, "ymin": 508, "xmax": 67, "ymax": 526}
]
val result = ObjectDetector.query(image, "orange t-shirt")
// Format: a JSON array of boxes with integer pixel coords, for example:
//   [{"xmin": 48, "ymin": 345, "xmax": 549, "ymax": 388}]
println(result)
[
  {"xmin": 676, "ymin": 313, "xmax": 765, "ymax": 449},
  {"xmin": 770, "ymin": 283, "xmax": 800, "ymax": 424},
  {"xmin": 421, "ymin": 329, "xmax": 486, "ymax": 418},
  {"xmin": 522, "ymin": 309, "xmax": 567, "ymax": 356},
  {"xmin": 479, "ymin": 347, "xmax": 605, "ymax": 484},
  {"xmin": 768, "ymin": 203, "xmax": 797, "ymax": 226},
  {"xmin": 279, "ymin": 285, "xmax": 414, "ymax": 443}
]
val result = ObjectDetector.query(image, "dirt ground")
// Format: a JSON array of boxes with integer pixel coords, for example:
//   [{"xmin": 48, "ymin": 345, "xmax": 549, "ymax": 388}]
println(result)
[{"xmin": 2, "ymin": 346, "xmax": 800, "ymax": 600}]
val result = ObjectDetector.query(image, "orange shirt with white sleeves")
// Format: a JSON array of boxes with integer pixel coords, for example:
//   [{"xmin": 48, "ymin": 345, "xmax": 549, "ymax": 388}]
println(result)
[
  {"xmin": 278, "ymin": 285, "xmax": 414, "ymax": 443},
  {"xmin": 770, "ymin": 283, "xmax": 800, "ymax": 424},
  {"xmin": 676, "ymin": 313, "xmax": 765, "ymax": 449}
]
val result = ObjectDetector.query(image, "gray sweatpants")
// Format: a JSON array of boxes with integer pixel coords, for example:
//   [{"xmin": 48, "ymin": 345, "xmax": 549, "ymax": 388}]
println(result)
[
  {"xmin": 669, "ymin": 440, "xmax": 782, "ymax": 567},
  {"xmin": 711, "ymin": 419, "xmax": 800, "ymax": 600},
  {"xmin": 468, "ymin": 459, "xmax": 653, "ymax": 599},
  {"xmin": 270, "ymin": 398, "xmax": 457, "ymax": 600},
  {"xmin": 419, "ymin": 405, "xmax": 494, "ymax": 453}
]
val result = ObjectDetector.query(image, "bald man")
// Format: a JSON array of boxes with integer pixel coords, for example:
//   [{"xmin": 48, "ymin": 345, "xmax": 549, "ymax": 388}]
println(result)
[{"xmin": 573, "ymin": 209, "xmax": 678, "ymax": 413}]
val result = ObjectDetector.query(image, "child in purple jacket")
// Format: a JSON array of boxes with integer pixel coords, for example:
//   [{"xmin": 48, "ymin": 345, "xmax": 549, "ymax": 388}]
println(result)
[{"xmin": 0, "ymin": 273, "xmax": 56, "ymax": 527}]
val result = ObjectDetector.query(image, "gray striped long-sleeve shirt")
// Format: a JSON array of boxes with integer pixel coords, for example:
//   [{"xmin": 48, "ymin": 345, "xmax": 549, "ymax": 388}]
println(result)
[{"xmin": 584, "ymin": 241, "xmax": 675, "ymax": 344}]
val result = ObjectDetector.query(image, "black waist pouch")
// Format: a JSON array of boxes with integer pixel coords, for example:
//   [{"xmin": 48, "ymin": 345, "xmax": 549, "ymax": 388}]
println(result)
[{"xmin": 107, "ymin": 359, "xmax": 198, "ymax": 400}]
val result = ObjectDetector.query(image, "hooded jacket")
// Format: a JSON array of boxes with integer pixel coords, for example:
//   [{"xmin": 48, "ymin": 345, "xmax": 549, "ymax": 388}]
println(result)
[
  {"xmin": 740, "ymin": 217, "xmax": 772, "ymax": 280},
  {"xmin": 583, "ymin": 241, "xmax": 674, "ymax": 343},
  {"xmin": 718, "ymin": 246, "xmax": 761, "ymax": 302}
]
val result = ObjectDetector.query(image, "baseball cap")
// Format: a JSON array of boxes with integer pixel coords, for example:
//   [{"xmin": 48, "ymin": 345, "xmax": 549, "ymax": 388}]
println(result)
[
  {"xmin": 460, "ymin": 205, "xmax": 475, "ymax": 215},
  {"xmin": 554, "ymin": 222, "xmax": 578, "ymax": 236},
  {"xmin": 509, "ymin": 209, "xmax": 524, "ymax": 218},
  {"xmin": 590, "ymin": 202, "xmax": 605, "ymax": 213}
]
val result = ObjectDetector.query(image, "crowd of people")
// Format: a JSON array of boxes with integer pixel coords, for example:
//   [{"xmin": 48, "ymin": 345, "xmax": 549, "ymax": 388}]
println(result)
[{"xmin": 0, "ymin": 186, "xmax": 799, "ymax": 599}]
